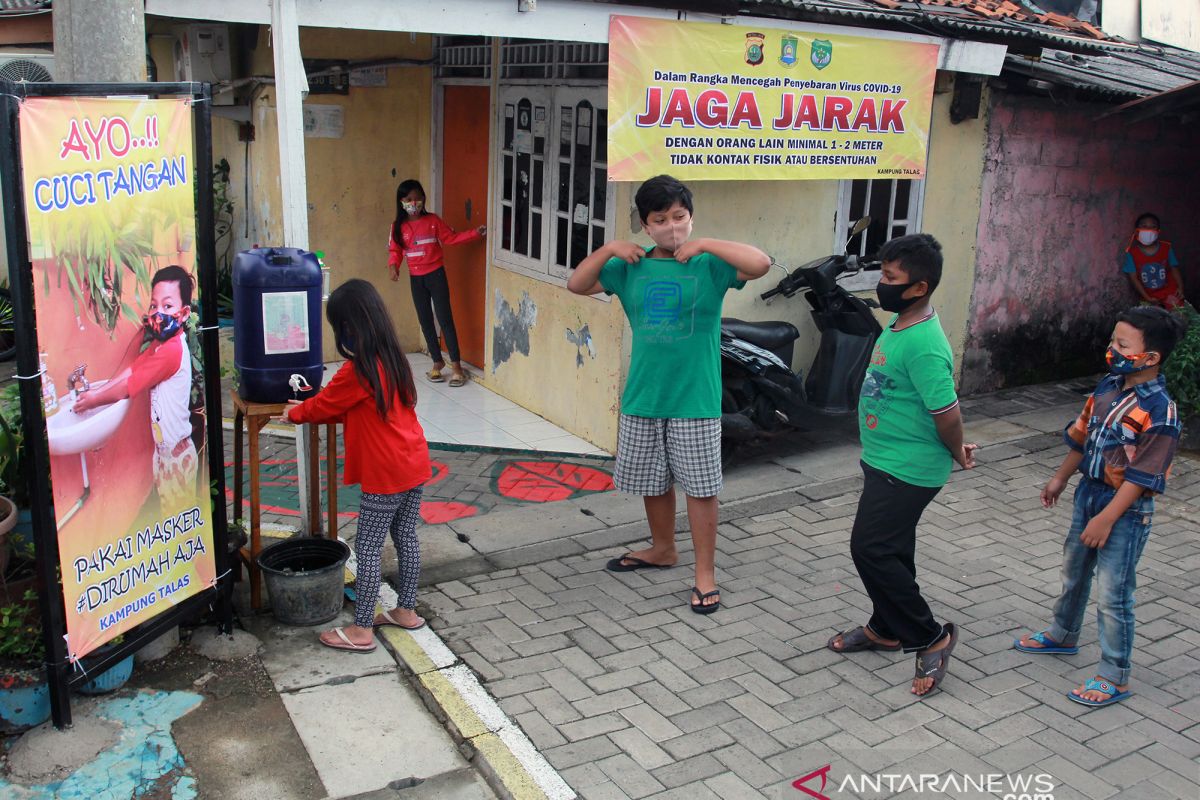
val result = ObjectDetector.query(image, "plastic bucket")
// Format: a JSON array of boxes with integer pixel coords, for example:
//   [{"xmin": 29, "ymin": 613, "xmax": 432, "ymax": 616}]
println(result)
[
  {"xmin": 257, "ymin": 538, "xmax": 350, "ymax": 626},
  {"xmin": 77, "ymin": 654, "xmax": 134, "ymax": 695}
]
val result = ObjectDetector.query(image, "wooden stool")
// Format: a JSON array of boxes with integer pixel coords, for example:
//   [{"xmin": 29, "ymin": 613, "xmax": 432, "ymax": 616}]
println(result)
[{"xmin": 231, "ymin": 390, "xmax": 339, "ymax": 610}]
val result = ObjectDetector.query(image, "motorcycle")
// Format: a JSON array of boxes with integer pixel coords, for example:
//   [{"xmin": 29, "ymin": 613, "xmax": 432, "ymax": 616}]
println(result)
[{"xmin": 720, "ymin": 217, "xmax": 882, "ymax": 460}]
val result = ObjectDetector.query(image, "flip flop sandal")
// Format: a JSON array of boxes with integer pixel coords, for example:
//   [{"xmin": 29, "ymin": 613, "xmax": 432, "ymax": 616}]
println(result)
[
  {"xmin": 827, "ymin": 626, "xmax": 902, "ymax": 653},
  {"xmin": 1067, "ymin": 678, "xmax": 1131, "ymax": 708},
  {"xmin": 427, "ymin": 368, "xmax": 445, "ymax": 383},
  {"xmin": 690, "ymin": 587, "xmax": 721, "ymax": 615},
  {"xmin": 448, "ymin": 371, "xmax": 468, "ymax": 387},
  {"xmin": 320, "ymin": 627, "xmax": 377, "ymax": 653},
  {"xmin": 1013, "ymin": 631, "xmax": 1078, "ymax": 655},
  {"xmin": 913, "ymin": 623, "xmax": 958, "ymax": 696},
  {"xmin": 374, "ymin": 609, "xmax": 427, "ymax": 630},
  {"xmin": 605, "ymin": 554, "xmax": 674, "ymax": 572}
]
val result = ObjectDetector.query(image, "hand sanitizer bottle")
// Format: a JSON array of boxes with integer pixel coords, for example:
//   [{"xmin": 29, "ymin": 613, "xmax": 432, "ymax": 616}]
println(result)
[{"xmin": 40, "ymin": 352, "xmax": 59, "ymax": 416}]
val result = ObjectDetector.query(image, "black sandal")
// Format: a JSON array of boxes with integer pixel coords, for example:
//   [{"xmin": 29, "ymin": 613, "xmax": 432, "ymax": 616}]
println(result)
[
  {"xmin": 690, "ymin": 587, "xmax": 720, "ymax": 614},
  {"xmin": 827, "ymin": 626, "xmax": 902, "ymax": 653},
  {"xmin": 913, "ymin": 623, "xmax": 958, "ymax": 697},
  {"xmin": 605, "ymin": 554, "xmax": 674, "ymax": 572}
]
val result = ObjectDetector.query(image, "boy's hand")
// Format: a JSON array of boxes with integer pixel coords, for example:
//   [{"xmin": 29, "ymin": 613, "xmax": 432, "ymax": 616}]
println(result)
[
  {"xmin": 72, "ymin": 391, "xmax": 99, "ymax": 413},
  {"xmin": 673, "ymin": 238, "xmax": 706, "ymax": 263},
  {"xmin": 1041, "ymin": 475, "xmax": 1068, "ymax": 508},
  {"xmin": 1080, "ymin": 515, "xmax": 1114, "ymax": 549},
  {"xmin": 607, "ymin": 241, "xmax": 644, "ymax": 264},
  {"xmin": 957, "ymin": 443, "xmax": 978, "ymax": 470}
]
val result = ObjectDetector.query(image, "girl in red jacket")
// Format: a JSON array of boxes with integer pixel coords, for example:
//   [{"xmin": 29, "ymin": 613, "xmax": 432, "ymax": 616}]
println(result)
[
  {"xmin": 388, "ymin": 179, "xmax": 486, "ymax": 387},
  {"xmin": 285, "ymin": 279, "xmax": 432, "ymax": 652}
]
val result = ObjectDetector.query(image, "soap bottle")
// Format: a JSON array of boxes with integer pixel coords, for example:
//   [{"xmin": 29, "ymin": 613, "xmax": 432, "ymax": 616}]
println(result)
[
  {"xmin": 315, "ymin": 250, "xmax": 330, "ymax": 301},
  {"xmin": 39, "ymin": 352, "xmax": 58, "ymax": 416}
]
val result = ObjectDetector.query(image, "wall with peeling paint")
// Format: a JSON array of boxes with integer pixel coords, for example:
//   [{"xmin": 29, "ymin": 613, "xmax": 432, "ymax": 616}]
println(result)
[
  {"xmin": 962, "ymin": 91, "xmax": 1200, "ymax": 394},
  {"xmin": 486, "ymin": 268, "xmax": 627, "ymax": 451}
]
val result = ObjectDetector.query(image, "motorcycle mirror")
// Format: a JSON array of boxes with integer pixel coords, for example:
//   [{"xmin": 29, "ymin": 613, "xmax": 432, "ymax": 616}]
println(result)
[{"xmin": 849, "ymin": 216, "xmax": 871, "ymax": 237}]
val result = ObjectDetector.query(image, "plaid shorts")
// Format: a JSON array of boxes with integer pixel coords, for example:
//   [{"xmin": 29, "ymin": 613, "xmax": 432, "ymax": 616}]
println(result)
[{"xmin": 614, "ymin": 415, "xmax": 723, "ymax": 498}]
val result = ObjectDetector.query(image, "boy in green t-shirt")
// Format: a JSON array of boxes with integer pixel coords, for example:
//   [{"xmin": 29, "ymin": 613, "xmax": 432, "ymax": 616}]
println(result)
[
  {"xmin": 567, "ymin": 175, "xmax": 771, "ymax": 614},
  {"xmin": 826, "ymin": 233, "xmax": 978, "ymax": 697}
]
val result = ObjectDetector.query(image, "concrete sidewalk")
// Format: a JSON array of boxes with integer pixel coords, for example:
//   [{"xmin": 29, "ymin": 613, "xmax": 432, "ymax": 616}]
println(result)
[{"xmin": 395, "ymin": 377, "xmax": 1200, "ymax": 800}]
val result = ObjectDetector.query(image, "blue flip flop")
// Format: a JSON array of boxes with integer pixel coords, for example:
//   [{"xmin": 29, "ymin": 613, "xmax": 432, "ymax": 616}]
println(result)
[
  {"xmin": 1067, "ymin": 678, "xmax": 1130, "ymax": 708},
  {"xmin": 1014, "ymin": 631, "xmax": 1078, "ymax": 655}
]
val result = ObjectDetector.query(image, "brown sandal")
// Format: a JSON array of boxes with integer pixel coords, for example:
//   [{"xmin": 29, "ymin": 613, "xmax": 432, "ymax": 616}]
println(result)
[
  {"xmin": 448, "ymin": 370, "xmax": 467, "ymax": 387},
  {"xmin": 427, "ymin": 367, "xmax": 445, "ymax": 383}
]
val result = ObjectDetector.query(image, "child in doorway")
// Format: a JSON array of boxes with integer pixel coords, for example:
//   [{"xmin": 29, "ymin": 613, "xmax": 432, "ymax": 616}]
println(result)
[
  {"xmin": 1122, "ymin": 212, "xmax": 1186, "ymax": 310},
  {"xmin": 567, "ymin": 174, "xmax": 771, "ymax": 614},
  {"xmin": 1015, "ymin": 306, "xmax": 1186, "ymax": 707},
  {"xmin": 74, "ymin": 265, "xmax": 199, "ymax": 510},
  {"xmin": 284, "ymin": 279, "xmax": 432, "ymax": 652},
  {"xmin": 825, "ymin": 234, "xmax": 978, "ymax": 698},
  {"xmin": 389, "ymin": 179, "xmax": 486, "ymax": 387}
]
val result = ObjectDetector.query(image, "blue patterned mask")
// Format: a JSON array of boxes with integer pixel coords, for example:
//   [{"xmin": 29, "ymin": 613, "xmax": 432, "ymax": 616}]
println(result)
[
  {"xmin": 1106, "ymin": 346, "xmax": 1154, "ymax": 375},
  {"xmin": 143, "ymin": 311, "xmax": 184, "ymax": 342}
]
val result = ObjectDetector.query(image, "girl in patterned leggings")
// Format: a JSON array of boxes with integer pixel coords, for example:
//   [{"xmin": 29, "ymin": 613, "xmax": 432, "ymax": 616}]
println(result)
[{"xmin": 285, "ymin": 279, "xmax": 432, "ymax": 652}]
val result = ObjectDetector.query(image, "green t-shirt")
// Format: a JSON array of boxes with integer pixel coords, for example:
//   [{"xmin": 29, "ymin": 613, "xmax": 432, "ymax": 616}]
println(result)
[
  {"xmin": 858, "ymin": 313, "xmax": 959, "ymax": 488},
  {"xmin": 599, "ymin": 250, "xmax": 744, "ymax": 418}
]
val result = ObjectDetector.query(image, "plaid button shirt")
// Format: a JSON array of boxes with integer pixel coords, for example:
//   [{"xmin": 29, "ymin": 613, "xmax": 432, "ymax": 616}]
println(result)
[{"xmin": 1064, "ymin": 373, "xmax": 1180, "ymax": 494}]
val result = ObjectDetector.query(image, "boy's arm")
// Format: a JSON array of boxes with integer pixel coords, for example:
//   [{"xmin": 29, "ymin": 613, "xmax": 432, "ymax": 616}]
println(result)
[
  {"xmin": 1080, "ymin": 481, "xmax": 1144, "ymax": 547},
  {"xmin": 567, "ymin": 241, "xmax": 643, "ymax": 295},
  {"xmin": 931, "ymin": 404, "xmax": 976, "ymax": 469},
  {"xmin": 676, "ymin": 238, "xmax": 771, "ymax": 280},
  {"xmin": 1126, "ymin": 272, "xmax": 1153, "ymax": 302},
  {"xmin": 1042, "ymin": 449, "xmax": 1083, "ymax": 508}
]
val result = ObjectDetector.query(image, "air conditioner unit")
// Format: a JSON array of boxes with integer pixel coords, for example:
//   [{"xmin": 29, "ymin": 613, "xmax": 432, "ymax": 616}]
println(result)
[
  {"xmin": 174, "ymin": 24, "xmax": 232, "ymax": 104},
  {"xmin": 0, "ymin": 53, "xmax": 55, "ymax": 83}
]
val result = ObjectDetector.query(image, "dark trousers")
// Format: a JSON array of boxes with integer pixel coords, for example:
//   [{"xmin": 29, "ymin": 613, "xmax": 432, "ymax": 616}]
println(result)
[
  {"xmin": 850, "ymin": 461, "xmax": 945, "ymax": 652},
  {"xmin": 409, "ymin": 267, "xmax": 460, "ymax": 364}
]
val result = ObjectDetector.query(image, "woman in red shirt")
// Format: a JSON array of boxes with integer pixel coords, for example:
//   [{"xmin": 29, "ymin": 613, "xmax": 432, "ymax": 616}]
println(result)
[
  {"xmin": 285, "ymin": 279, "xmax": 432, "ymax": 652},
  {"xmin": 388, "ymin": 179, "xmax": 486, "ymax": 387}
]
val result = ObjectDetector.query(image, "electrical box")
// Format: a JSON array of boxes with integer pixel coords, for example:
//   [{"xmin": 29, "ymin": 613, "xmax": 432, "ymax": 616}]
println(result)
[{"xmin": 174, "ymin": 24, "xmax": 233, "ymax": 103}]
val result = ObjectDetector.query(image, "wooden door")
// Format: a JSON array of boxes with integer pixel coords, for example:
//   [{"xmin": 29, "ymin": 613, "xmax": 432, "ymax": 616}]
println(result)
[{"xmin": 440, "ymin": 85, "xmax": 490, "ymax": 368}]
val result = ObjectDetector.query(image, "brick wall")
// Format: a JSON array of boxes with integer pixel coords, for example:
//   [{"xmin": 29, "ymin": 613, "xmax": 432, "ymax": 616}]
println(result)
[{"xmin": 961, "ymin": 91, "xmax": 1200, "ymax": 394}]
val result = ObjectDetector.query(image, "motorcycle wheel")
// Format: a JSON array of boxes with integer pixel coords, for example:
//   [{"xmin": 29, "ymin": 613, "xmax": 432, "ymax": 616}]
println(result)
[
  {"xmin": 0, "ymin": 288, "xmax": 15, "ymax": 362},
  {"xmin": 720, "ymin": 437, "xmax": 739, "ymax": 469}
]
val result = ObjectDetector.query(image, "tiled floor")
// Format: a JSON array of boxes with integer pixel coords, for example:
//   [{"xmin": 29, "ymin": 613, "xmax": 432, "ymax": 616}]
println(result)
[{"xmin": 323, "ymin": 353, "xmax": 607, "ymax": 456}]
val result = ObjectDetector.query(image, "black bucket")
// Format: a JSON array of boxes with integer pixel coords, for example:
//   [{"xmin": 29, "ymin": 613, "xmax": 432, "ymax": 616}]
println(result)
[{"xmin": 257, "ymin": 538, "xmax": 350, "ymax": 626}]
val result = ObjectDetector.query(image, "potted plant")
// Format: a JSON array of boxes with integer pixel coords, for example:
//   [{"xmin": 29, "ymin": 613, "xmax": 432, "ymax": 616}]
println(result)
[
  {"xmin": 1163, "ymin": 305, "xmax": 1200, "ymax": 451},
  {"xmin": 0, "ymin": 588, "xmax": 50, "ymax": 733},
  {"xmin": 0, "ymin": 382, "xmax": 25, "ymax": 582}
]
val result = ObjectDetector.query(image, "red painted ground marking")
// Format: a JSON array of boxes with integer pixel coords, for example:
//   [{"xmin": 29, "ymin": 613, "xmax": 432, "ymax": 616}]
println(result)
[
  {"xmin": 420, "ymin": 501, "xmax": 479, "ymax": 524},
  {"xmin": 494, "ymin": 461, "xmax": 614, "ymax": 503}
]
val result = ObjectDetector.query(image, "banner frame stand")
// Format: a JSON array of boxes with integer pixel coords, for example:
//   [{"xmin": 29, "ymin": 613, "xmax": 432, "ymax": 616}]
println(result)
[{"xmin": 0, "ymin": 80, "xmax": 232, "ymax": 730}]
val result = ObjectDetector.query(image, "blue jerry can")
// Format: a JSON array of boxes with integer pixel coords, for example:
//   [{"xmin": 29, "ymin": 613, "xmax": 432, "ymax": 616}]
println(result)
[{"xmin": 232, "ymin": 247, "xmax": 324, "ymax": 403}]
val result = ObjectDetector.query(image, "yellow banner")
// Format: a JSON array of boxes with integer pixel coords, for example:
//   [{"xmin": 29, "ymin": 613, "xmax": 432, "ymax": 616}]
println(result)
[
  {"xmin": 18, "ymin": 97, "xmax": 216, "ymax": 660},
  {"xmin": 608, "ymin": 16, "xmax": 938, "ymax": 181}
]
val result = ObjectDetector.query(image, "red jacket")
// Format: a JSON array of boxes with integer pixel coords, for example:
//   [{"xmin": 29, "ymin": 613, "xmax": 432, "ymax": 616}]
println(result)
[
  {"xmin": 289, "ymin": 361, "xmax": 431, "ymax": 494},
  {"xmin": 388, "ymin": 213, "xmax": 482, "ymax": 277}
]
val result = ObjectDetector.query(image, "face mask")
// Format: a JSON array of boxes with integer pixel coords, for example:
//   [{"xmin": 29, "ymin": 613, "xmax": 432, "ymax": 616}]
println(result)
[
  {"xmin": 143, "ymin": 311, "xmax": 183, "ymax": 342},
  {"xmin": 876, "ymin": 281, "xmax": 922, "ymax": 313},
  {"xmin": 402, "ymin": 201, "xmax": 424, "ymax": 216},
  {"xmin": 647, "ymin": 218, "xmax": 692, "ymax": 253},
  {"xmin": 1106, "ymin": 346, "xmax": 1155, "ymax": 375},
  {"xmin": 1136, "ymin": 228, "xmax": 1158, "ymax": 246}
]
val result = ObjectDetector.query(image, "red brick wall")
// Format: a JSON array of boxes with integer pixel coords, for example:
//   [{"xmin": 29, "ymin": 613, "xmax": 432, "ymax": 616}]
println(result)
[{"xmin": 961, "ymin": 91, "xmax": 1200, "ymax": 394}]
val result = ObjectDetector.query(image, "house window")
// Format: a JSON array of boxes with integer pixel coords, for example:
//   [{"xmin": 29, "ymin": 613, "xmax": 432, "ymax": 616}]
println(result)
[
  {"xmin": 495, "ymin": 86, "xmax": 613, "ymax": 283},
  {"xmin": 835, "ymin": 178, "xmax": 925, "ymax": 291}
]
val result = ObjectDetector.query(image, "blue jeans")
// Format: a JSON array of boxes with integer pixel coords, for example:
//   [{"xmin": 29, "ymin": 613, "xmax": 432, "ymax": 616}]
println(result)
[{"xmin": 1048, "ymin": 478, "xmax": 1153, "ymax": 685}]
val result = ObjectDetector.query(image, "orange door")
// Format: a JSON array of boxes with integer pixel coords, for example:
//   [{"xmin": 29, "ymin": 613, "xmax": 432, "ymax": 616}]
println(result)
[{"xmin": 440, "ymin": 85, "xmax": 490, "ymax": 368}]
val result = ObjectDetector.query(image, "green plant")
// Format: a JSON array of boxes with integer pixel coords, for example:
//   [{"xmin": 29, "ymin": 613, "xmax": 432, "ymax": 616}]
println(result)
[
  {"xmin": 0, "ymin": 383, "xmax": 27, "ymax": 508},
  {"xmin": 0, "ymin": 589, "xmax": 43, "ymax": 668},
  {"xmin": 1162, "ymin": 305, "xmax": 1200, "ymax": 420},
  {"xmin": 213, "ymin": 158, "xmax": 236, "ymax": 318}
]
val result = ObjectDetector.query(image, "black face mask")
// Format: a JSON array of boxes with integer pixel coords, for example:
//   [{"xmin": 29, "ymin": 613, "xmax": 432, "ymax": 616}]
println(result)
[{"xmin": 876, "ymin": 281, "xmax": 922, "ymax": 313}]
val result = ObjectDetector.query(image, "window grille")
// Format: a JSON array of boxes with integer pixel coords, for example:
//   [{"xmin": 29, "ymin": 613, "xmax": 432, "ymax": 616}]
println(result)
[
  {"xmin": 835, "ymin": 178, "xmax": 926, "ymax": 291},
  {"xmin": 436, "ymin": 36, "xmax": 607, "ymax": 80}
]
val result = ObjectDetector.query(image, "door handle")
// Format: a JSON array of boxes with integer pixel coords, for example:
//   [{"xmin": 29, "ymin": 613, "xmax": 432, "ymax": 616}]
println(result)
[{"xmin": 465, "ymin": 198, "xmax": 473, "ymax": 221}]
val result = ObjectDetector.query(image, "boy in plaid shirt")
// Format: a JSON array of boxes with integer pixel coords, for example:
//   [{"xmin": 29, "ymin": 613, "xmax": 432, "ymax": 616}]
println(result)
[{"xmin": 1015, "ymin": 306, "xmax": 1188, "ymax": 707}]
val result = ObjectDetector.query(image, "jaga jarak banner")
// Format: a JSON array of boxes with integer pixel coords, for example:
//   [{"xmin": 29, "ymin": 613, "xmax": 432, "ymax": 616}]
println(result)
[
  {"xmin": 17, "ymin": 97, "xmax": 216, "ymax": 660},
  {"xmin": 608, "ymin": 16, "xmax": 939, "ymax": 181}
]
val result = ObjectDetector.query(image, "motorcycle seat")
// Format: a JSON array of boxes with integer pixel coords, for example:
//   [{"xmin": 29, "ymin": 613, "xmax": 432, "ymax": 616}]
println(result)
[{"xmin": 720, "ymin": 318, "xmax": 800, "ymax": 351}]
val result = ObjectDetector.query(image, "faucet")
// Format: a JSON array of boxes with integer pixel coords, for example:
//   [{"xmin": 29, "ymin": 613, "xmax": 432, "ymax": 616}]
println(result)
[{"xmin": 68, "ymin": 364, "xmax": 90, "ymax": 397}]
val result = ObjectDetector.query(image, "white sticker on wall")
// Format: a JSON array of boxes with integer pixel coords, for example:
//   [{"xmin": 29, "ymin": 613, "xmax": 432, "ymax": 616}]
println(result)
[{"xmin": 262, "ymin": 291, "xmax": 310, "ymax": 355}]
